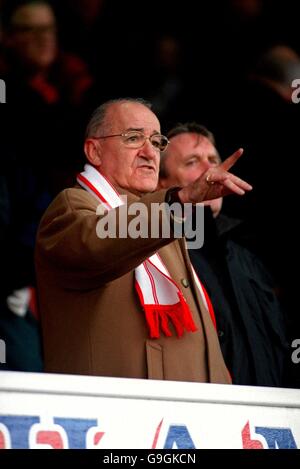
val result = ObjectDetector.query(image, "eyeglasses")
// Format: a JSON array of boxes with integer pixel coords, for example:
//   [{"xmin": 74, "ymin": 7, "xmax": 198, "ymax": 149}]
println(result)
[{"xmin": 91, "ymin": 130, "xmax": 170, "ymax": 152}]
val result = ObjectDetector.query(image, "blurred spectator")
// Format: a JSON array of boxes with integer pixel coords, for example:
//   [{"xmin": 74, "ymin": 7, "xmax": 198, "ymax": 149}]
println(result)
[
  {"xmin": 0, "ymin": 0, "xmax": 94, "ymax": 182},
  {"xmin": 223, "ymin": 45, "xmax": 300, "ymax": 387},
  {"xmin": 0, "ymin": 0, "xmax": 93, "ymax": 105},
  {"xmin": 0, "ymin": 0, "xmax": 94, "ymax": 371}
]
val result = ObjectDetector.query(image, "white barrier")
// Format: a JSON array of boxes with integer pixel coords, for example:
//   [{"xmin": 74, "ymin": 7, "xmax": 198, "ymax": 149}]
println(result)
[{"xmin": 0, "ymin": 371, "xmax": 300, "ymax": 449}]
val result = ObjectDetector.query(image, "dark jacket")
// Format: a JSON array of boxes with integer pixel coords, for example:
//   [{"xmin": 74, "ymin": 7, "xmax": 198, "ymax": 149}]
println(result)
[{"xmin": 188, "ymin": 208, "xmax": 289, "ymax": 386}]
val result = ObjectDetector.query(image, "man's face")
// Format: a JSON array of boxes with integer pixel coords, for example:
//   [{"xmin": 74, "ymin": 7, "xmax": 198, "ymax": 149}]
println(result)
[
  {"xmin": 8, "ymin": 3, "xmax": 57, "ymax": 70},
  {"xmin": 163, "ymin": 132, "xmax": 223, "ymax": 217},
  {"xmin": 94, "ymin": 102, "xmax": 162, "ymax": 195}
]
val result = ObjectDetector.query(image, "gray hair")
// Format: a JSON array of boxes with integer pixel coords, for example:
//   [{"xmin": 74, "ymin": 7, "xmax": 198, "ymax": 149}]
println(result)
[{"xmin": 85, "ymin": 97, "xmax": 153, "ymax": 139}]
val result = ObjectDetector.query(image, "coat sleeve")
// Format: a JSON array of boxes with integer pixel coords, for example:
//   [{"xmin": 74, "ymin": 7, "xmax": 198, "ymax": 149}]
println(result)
[{"xmin": 35, "ymin": 187, "xmax": 177, "ymax": 288}]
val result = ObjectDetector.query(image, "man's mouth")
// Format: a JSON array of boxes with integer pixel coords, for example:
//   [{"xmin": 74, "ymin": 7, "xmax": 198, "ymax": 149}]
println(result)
[{"xmin": 138, "ymin": 165, "xmax": 156, "ymax": 171}]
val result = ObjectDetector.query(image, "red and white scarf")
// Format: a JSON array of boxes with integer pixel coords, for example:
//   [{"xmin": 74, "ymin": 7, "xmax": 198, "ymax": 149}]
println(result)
[{"xmin": 77, "ymin": 164, "xmax": 214, "ymax": 339}]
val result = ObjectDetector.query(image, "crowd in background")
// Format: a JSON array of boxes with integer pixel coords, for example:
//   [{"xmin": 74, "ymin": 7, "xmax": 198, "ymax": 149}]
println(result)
[{"xmin": 0, "ymin": 0, "xmax": 299, "ymax": 387}]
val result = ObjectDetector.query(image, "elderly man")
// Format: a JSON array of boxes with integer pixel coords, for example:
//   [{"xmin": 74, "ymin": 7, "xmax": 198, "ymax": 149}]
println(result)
[
  {"xmin": 35, "ymin": 98, "xmax": 251, "ymax": 382},
  {"xmin": 159, "ymin": 122, "xmax": 288, "ymax": 386}
]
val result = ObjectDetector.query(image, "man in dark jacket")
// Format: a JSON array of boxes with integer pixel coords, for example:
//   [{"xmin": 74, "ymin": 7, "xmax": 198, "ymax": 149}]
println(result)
[{"xmin": 159, "ymin": 122, "xmax": 289, "ymax": 386}]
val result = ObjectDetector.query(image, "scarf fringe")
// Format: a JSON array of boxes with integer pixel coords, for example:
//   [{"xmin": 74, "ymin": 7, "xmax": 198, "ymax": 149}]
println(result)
[{"xmin": 144, "ymin": 292, "xmax": 197, "ymax": 339}]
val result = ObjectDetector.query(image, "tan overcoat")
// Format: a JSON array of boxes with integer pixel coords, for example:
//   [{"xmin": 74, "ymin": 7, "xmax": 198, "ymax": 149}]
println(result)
[{"xmin": 35, "ymin": 186, "xmax": 231, "ymax": 384}]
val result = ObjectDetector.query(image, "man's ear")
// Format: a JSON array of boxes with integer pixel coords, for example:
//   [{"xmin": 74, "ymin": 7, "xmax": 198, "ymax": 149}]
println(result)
[{"xmin": 84, "ymin": 139, "xmax": 102, "ymax": 167}]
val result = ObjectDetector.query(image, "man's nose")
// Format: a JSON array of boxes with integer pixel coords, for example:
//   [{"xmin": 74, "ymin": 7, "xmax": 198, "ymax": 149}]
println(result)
[
  {"xmin": 202, "ymin": 159, "xmax": 216, "ymax": 171},
  {"xmin": 140, "ymin": 138, "xmax": 158, "ymax": 158}
]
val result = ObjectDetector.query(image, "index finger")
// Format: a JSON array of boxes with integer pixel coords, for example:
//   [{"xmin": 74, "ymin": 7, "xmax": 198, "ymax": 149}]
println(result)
[{"xmin": 220, "ymin": 148, "xmax": 244, "ymax": 171}]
